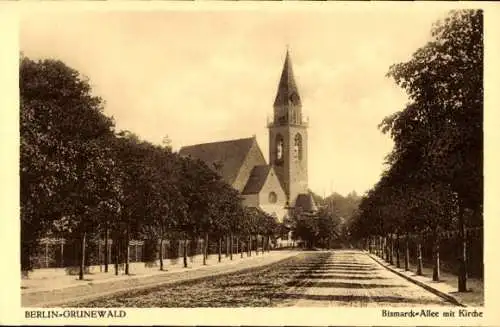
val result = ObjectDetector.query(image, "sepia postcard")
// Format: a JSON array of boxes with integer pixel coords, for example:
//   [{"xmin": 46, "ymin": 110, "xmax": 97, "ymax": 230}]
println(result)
[{"xmin": 1, "ymin": 1, "xmax": 500, "ymax": 326}]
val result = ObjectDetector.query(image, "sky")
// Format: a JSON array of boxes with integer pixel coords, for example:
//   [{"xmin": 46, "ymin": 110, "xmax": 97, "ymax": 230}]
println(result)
[{"xmin": 20, "ymin": 6, "xmax": 451, "ymax": 197}]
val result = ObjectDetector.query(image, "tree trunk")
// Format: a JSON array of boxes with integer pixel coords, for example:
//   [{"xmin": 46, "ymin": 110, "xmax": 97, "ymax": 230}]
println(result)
[
  {"xmin": 97, "ymin": 235, "xmax": 101, "ymax": 271},
  {"xmin": 183, "ymin": 238, "xmax": 188, "ymax": 268},
  {"xmin": 60, "ymin": 241, "xmax": 64, "ymax": 267},
  {"xmin": 261, "ymin": 235, "xmax": 264, "ymax": 255},
  {"xmin": 405, "ymin": 233, "xmax": 410, "ymax": 271},
  {"xmin": 240, "ymin": 238, "xmax": 244, "ymax": 258},
  {"xmin": 225, "ymin": 235, "xmax": 230, "ymax": 257},
  {"xmin": 389, "ymin": 234, "xmax": 394, "ymax": 265},
  {"xmin": 378, "ymin": 236, "xmax": 382, "ymax": 257},
  {"xmin": 236, "ymin": 236, "xmax": 239, "ymax": 255},
  {"xmin": 396, "ymin": 234, "xmax": 401, "ymax": 268},
  {"xmin": 267, "ymin": 235, "xmax": 271, "ymax": 252},
  {"xmin": 384, "ymin": 237, "xmax": 388, "ymax": 259},
  {"xmin": 78, "ymin": 231, "xmax": 86, "ymax": 281},
  {"xmin": 380, "ymin": 236, "xmax": 384, "ymax": 259},
  {"xmin": 378, "ymin": 236, "xmax": 382, "ymax": 258},
  {"xmin": 230, "ymin": 233, "xmax": 233, "ymax": 260},
  {"xmin": 125, "ymin": 226, "xmax": 130, "ymax": 275},
  {"xmin": 159, "ymin": 237, "xmax": 164, "ymax": 271},
  {"xmin": 248, "ymin": 235, "xmax": 252, "ymax": 257},
  {"xmin": 104, "ymin": 224, "xmax": 109, "ymax": 273},
  {"xmin": 386, "ymin": 236, "xmax": 390, "ymax": 262},
  {"xmin": 458, "ymin": 205, "xmax": 467, "ymax": 292},
  {"xmin": 255, "ymin": 235, "xmax": 259, "ymax": 255},
  {"xmin": 433, "ymin": 228, "xmax": 440, "ymax": 282},
  {"xmin": 218, "ymin": 237, "xmax": 222, "ymax": 263},
  {"xmin": 416, "ymin": 234, "xmax": 423, "ymax": 276},
  {"xmin": 114, "ymin": 236, "xmax": 119, "ymax": 276},
  {"xmin": 203, "ymin": 233, "xmax": 208, "ymax": 265}
]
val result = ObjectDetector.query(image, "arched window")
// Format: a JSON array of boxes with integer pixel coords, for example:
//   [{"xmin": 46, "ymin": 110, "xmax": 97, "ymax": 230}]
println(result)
[
  {"xmin": 275, "ymin": 134, "xmax": 284, "ymax": 162},
  {"xmin": 268, "ymin": 192, "xmax": 277, "ymax": 204},
  {"xmin": 294, "ymin": 133, "xmax": 302, "ymax": 161}
]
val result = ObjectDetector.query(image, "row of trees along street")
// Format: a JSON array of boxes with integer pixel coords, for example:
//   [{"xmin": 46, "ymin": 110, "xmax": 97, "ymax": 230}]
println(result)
[
  {"xmin": 20, "ymin": 54, "xmax": 280, "ymax": 280},
  {"xmin": 348, "ymin": 10, "xmax": 483, "ymax": 292}
]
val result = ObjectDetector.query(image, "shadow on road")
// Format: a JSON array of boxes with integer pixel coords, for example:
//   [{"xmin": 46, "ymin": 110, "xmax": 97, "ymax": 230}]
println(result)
[
  {"xmin": 287, "ymin": 267, "xmax": 378, "ymax": 273},
  {"xmin": 311, "ymin": 262, "xmax": 374, "ymax": 266},
  {"xmin": 284, "ymin": 280, "xmax": 406, "ymax": 289},
  {"xmin": 286, "ymin": 272, "xmax": 377, "ymax": 277},
  {"xmin": 220, "ymin": 282, "xmax": 275, "ymax": 287},
  {"xmin": 288, "ymin": 264, "xmax": 375, "ymax": 269},
  {"xmin": 272, "ymin": 293, "xmax": 445, "ymax": 305},
  {"xmin": 295, "ymin": 274, "xmax": 390, "ymax": 280}
]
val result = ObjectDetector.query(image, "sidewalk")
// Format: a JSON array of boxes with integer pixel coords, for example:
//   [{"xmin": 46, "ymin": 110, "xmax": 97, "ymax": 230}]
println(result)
[
  {"xmin": 367, "ymin": 252, "xmax": 484, "ymax": 307},
  {"xmin": 22, "ymin": 250, "xmax": 299, "ymax": 307}
]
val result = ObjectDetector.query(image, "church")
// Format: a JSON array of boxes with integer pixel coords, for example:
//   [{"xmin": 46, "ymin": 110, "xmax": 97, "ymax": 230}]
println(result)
[{"xmin": 179, "ymin": 50, "xmax": 317, "ymax": 224}]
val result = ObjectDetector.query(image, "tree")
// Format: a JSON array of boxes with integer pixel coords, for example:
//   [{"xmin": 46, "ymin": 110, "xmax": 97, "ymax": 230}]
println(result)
[
  {"xmin": 210, "ymin": 182, "xmax": 242, "ymax": 261},
  {"xmin": 141, "ymin": 143, "xmax": 186, "ymax": 271},
  {"xmin": 384, "ymin": 9, "xmax": 483, "ymax": 291},
  {"xmin": 69, "ymin": 137, "xmax": 118, "ymax": 280},
  {"xmin": 20, "ymin": 56, "xmax": 115, "ymax": 276},
  {"xmin": 291, "ymin": 213, "xmax": 319, "ymax": 249},
  {"xmin": 112, "ymin": 132, "xmax": 158, "ymax": 275},
  {"xmin": 316, "ymin": 207, "xmax": 341, "ymax": 249},
  {"xmin": 177, "ymin": 157, "xmax": 230, "ymax": 267},
  {"xmin": 260, "ymin": 212, "xmax": 279, "ymax": 252}
]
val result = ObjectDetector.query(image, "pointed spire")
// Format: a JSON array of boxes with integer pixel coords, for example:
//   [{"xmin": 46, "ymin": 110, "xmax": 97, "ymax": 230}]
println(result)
[{"xmin": 274, "ymin": 49, "xmax": 301, "ymax": 108}]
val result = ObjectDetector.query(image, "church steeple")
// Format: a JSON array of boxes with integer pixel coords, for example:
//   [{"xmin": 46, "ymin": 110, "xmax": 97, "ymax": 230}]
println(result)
[
  {"xmin": 268, "ymin": 48, "xmax": 309, "ymax": 206},
  {"xmin": 274, "ymin": 49, "xmax": 301, "ymax": 107},
  {"xmin": 273, "ymin": 49, "xmax": 303, "ymax": 126}
]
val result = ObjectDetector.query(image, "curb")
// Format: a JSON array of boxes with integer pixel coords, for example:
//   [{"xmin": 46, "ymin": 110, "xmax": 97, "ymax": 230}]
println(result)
[{"xmin": 367, "ymin": 253, "xmax": 466, "ymax": 307}]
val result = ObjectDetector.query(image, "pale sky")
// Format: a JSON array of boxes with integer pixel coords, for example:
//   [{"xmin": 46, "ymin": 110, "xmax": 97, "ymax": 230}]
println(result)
[{"xmin": 20, "ymin": 7, "xmax": 450, "ymax": 197}]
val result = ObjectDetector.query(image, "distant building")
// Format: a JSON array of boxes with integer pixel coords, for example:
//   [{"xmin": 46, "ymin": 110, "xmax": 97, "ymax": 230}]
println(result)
[{"xmin": 179, "ymin": 50, "xmax": 317, "ymax": 228}]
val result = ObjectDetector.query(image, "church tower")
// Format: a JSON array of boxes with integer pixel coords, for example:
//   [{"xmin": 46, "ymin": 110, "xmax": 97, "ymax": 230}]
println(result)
[{"xmin": 268, "ymin": 49, "xmax": 309, "ymax": 207}]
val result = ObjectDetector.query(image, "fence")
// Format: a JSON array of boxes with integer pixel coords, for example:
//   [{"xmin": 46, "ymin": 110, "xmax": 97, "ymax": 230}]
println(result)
[
  {"xmin": 366, "ymin": 227, "xmax": 483, "ymax": 279},
  {"xmin": 28, "ymin": 235, "xmax": 270, "ymax": 270}
]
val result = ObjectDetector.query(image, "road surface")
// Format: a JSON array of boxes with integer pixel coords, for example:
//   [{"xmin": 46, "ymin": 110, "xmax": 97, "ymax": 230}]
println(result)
[
  {"xmin": 275, "ymin": 250, "xmax": 450, "ymax": 307},
  {"xmin": 75, "ymin": 250, "xmax": 453, "ymax": 307}
]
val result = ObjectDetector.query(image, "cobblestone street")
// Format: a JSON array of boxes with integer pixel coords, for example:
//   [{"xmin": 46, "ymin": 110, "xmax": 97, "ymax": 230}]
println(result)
[
  {"xmin": 73, "ymin": 250, "xmax": 453, "ymax": 307},
  {"xmin": 276, "ymin": 250, "xmax": 451, "ymax": 307}
]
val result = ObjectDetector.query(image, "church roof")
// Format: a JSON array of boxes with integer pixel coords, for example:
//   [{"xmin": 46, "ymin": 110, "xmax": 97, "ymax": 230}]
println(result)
[
  {"xmin": 274, "ymin": 50, "xmax": 302, "ymax": 108},
  {"xmin": 178, "ymin": 137, "xmax": 256, "ymax": 186},
  {"xmin": 295, "ymin": 193, "xmax": 318, "ymax": 213},
  {"xmin": 242, "ymin": 165, "xmax": 271, "ymax": 195}
]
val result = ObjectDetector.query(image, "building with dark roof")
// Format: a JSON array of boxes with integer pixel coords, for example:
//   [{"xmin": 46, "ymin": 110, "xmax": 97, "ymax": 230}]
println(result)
[{"xmin": 179, "ymin": 50, "xmax": 317, "ymax": 223}]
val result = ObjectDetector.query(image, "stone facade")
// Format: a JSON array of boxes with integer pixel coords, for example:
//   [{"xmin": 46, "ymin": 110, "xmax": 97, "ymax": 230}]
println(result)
[
  {"xmin": 268, "ymin": 125, "xmax": 308, "ymax": 207},
  {"xmin": 232, "ymin": 140, "xmax": 267, "ymax": 192},
  {"xmin": 255, "ymin": 167, "xmax": 288, "ymax": 221}
]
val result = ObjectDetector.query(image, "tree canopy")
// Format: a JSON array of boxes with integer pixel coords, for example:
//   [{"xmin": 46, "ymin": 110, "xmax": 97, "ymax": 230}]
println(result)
[
  {"xmin": 20, "ymin": 55, "xmax": 283, "ymax": 273},
  {"xmin": 349, "ymin": 10, "xmax": 483, "ymax": 291}
]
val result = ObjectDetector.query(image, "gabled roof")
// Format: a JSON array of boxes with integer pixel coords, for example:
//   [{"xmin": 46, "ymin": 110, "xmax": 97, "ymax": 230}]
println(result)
[
  {"xmin": 295, "ymin": 193, "xmax": 318, "ymax": 213},
  {"xmin": 274, "ymin": 49, "xmax": 302, "ymax": 108},
  {"xmin": 242, "ymin": 165, "xmax": 271, "ymax": 195},
  {"xmin": 179, "ymin": 137, "xmax": 256, "ymax": 186}
]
